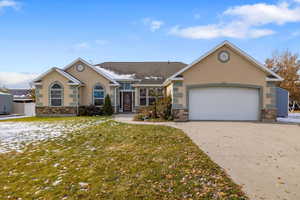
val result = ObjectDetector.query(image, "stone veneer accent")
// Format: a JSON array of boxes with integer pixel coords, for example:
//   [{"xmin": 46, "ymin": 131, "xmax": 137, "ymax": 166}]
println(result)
[
  {"xmin": 263, "ymin": 82, "xmax": 277, "ymax": 122},
  {"xmin": 36, "ymin": 107, "xmax": 77, "ymax": 116},
  {"xmin": 69, "ymin": 85, "xmax": 78, "ymax": 106},
  {"xmin": 35, "ymin": 85, "xmax": 43, "ymax": 107},
  {"xmin": 261, "ymin": 109, "xmax": 277, "ymax": 122},
  {"xmin": 173, "ymin": 109, "xmax": 188, "ymax": 122}
]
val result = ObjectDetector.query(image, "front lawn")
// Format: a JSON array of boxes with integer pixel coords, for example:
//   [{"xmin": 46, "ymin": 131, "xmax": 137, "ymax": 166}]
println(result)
[{"xmin": 0, "ymin": 117, "xmax": 247, "ymax": 199}]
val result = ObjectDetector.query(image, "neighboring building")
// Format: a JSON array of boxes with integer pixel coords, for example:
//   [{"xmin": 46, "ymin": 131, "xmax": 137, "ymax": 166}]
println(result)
[
  {"xmin": 0, "ymin": 92, "xmax": 13, "ymax": 114},
  {"xmin": 33, "ymin": 41, "xmax": 283, "ymax": 121},
  {"xmin": 8, "ymin": 89, "xmax": 34, "ymax": 103}
]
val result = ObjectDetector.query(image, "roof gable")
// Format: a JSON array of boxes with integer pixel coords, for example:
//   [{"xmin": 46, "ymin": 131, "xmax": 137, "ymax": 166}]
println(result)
[
  {"xmin": 63, "ymin": 58, "xmax": 119, "ymax": 85},
  {"xmin": 164, "ymin": 41, "xmax": 283, "ymax": 85},
  {"xmin": 33, "ymin": 67, "xmax": 82, "ymax": 85}
]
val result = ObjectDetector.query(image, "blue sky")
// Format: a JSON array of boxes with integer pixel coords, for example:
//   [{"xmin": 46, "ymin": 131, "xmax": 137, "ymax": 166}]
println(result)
[{"xmin": 0, "ymin": 0, "xmax": 300, "ymax": 88}]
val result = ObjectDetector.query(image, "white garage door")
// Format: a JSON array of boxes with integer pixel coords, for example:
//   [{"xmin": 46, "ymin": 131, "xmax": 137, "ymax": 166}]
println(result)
[{"xmin": 189, "ymin": 87, "xmax": 260, "ymax": 121}]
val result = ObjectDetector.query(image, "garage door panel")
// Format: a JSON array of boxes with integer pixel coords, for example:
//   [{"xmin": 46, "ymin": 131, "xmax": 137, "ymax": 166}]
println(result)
[{"xmin": 189, "ymin": 87, "xmax": 259, "ymax": 121}]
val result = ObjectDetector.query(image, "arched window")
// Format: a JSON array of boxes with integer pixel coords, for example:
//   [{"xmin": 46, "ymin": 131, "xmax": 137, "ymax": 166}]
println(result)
[
  {"xmin": 50, "ymin": 83, "xmax": 63, "ymax": 106},
  {"xmin": 93, "ymin": 84, "xmax": 105, "ymax": 106}
]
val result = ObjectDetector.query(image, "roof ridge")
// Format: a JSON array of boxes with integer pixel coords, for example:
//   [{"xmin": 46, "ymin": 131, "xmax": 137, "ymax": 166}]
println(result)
[{"xmin": 96, "ymin": 61, "xmax": 187, "ymax": 65}]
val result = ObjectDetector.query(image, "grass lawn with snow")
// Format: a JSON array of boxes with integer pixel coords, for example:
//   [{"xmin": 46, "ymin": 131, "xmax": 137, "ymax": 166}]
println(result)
[{"xmin": 0, "ymin": 117, "xmax": 247, "ymax": 199}]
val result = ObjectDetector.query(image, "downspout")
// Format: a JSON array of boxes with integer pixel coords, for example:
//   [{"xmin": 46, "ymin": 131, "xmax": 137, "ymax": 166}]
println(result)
[
  {"xmin": 114, "ymin": 87, "xmax": 117, "ymax": 113},
  {"xmin": 76, "ymin": 85, "xmax": 80, "ymax": 116}
]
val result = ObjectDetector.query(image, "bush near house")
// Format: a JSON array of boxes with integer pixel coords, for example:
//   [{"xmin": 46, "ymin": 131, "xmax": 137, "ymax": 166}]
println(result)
[
  {"xmin": 134, "ymin": 96, "xmax": 173, "ymax": 121},
  {"xmin": 103, "ymin": 95, "xmax": 114, "ymax": 116},
  {"xmin": 78, "ymin": 95, "xmax": 114, "ymax": 116},
  {"xmin": 78, "ymin": 105, "xmax": 103, "ymax": 116}
]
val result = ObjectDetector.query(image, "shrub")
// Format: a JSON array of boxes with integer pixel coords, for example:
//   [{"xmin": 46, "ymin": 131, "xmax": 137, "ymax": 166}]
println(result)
[
  {"xmin": 78, "ymin": 105, "xmax": 103, "ymax": 116},
  {"xmin": 103, "ymin": 94, "xmax": 114, "ymax": 116},
  {"xmin": 134, "ymin": 96, "xmax": 173, "ymax": 121},
  {"xmin": 133, "ymin": 113, "xmax": 146, "ymax": 121},
  {"xmin": 156, "ymin": 96, "xmax": 173, "ymax": 120}
]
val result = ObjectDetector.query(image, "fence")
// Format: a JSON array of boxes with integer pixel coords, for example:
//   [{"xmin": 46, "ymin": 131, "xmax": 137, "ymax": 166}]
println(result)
[{"xmin": 12, "ymin": 102, "xmax": 35, "ymax": 116}]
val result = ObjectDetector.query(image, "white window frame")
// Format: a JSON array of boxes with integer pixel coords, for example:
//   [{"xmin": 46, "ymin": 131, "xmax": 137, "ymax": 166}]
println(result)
[
  {"xmin": 93, "ymin": 84, "xmax": 105, "ymax": 106},
  {"xmin": 50, "ymin": 82, "xmax": 63, "ymax": 107},
  {"xmin": 139, "ymin": 87, "xmax": 163, "ymax": 106},
  {"xmin": 139, "ymin": 88, "xmax": 147, "ymax": 106}
]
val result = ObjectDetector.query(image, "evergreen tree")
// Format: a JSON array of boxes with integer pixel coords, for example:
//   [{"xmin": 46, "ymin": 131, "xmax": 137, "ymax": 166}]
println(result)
[{"xmin": 103, "ymin": 94, "xmax": 114, "ymax": 115}]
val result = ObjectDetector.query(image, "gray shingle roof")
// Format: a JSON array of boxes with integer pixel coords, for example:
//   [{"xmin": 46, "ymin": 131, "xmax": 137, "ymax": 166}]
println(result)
[{"xmin": 95, "ymin": 62, "xmax": 187, "ymax": 84}]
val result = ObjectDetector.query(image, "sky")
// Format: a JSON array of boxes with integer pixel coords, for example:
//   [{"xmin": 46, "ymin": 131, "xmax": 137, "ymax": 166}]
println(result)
[{"xmin": 0, "ymin": 0, "xmax": 300, "ymax": 88}]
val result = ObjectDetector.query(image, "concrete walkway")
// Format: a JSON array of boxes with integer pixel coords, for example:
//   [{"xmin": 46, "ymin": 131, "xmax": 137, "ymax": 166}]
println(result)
[
  {"xmin": 0, "ymin": 115, "xmax": 30, "ymax": 121},
  {"xmin": 114, "ymin": 114, "xmax": 300, "ymax": 200}
]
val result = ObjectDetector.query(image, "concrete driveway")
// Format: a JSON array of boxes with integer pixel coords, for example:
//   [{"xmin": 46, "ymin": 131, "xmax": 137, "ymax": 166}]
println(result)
[
  {"xmin": 173, "ymin": 122, "xmax": 300, "ymax": 200},
  {"xmin": 115, "ymin": 115, "xmax": 300, "ymax": 200}
]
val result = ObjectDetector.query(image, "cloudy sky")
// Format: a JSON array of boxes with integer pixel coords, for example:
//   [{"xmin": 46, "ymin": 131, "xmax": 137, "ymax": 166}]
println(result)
[{"xmin": 0, "ymin": 0, "xmax": 300, "ymax": 88}]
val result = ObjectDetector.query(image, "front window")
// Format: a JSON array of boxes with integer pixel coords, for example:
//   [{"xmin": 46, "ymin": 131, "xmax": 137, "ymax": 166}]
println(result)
[
  {"xmin": 93, "ymin": 84, "xmax": 105, "ymax": 106},
  {"xmin": 120, "ymin": 83, "xmax": 132, "ymax": 91},
  {"xmin": 139, "ymin": 88, "xmax": 163, "ymax": 106},
  {"xmin": 50, "ymin": 83, "xmax": 63, "ymax": 106},
  {"xmin": 139, "ymin": 88, "xmax": 147, "ymax": 106},
  {"xmin": 148, "ymin": 88, "xmax": 163, "ymax": 105}
]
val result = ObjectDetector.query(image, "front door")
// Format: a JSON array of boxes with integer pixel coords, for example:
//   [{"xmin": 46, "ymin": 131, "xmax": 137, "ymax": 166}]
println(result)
[{"xmin": 123, "ymin": 92, "xmax": 132, "ymax": 112}]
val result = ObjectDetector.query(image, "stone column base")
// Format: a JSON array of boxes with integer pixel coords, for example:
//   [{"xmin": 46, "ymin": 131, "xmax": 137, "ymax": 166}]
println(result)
[
  {"xmin": 261, "ymin": 109, "xmax": 277, "ymax": 122},
  {"xmin": 36, "ymin": 107, "xmax": 77, "ymax": 116},
  {"xmin": 173, "ymin": 109, "xmax": 188, "ymax": 122}
]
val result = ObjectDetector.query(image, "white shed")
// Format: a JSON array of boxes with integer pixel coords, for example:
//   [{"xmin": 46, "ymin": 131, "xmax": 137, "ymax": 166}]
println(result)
[{"xmin": 0, "ymin": 92, "xmax": 13, "ymax": 114}]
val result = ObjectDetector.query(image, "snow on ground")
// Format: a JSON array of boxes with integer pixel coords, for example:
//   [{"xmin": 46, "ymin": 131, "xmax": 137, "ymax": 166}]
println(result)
[
  {"xmin": 0, "ymin": 120, "xmax": 104, "ymax": 153},
  {"xmin": 277, "ymin": 113, "xmax": 300, "ymax": 123},
  {"xmin": 0, "ymin": 115, "xmax": 30, "ymax": 121}
]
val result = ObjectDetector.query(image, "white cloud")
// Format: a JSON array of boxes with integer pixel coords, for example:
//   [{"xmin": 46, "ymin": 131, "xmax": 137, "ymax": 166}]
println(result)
[
  {"xmin": 170, "ymin": 1, "xmax": 300, "ymax": 39},
  {"xmin": 224, "ymin": 2, "xmax": 300, "ymax": 26},
  {"xmin": 170, "ymin": 23, "xmax": 275, "ymax": 39},
  {"xmin": 0, "ymin": 72, "xmax": 38, "ymax": 89},
  {"xmin": 0, "ymin": 0, "xmax": 20, "ymax": 10},
  {"xmin": 142, "ymin": 18, "xmax": 164, "ymax": 32}
]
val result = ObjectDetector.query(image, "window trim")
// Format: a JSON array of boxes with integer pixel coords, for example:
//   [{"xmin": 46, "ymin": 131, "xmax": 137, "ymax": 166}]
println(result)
[
  {"xmin": 49, "ymin": 81, "xmax": 64, "ymax": 107},
  {"xmin": 120, "ymin": 82, "xmax": 134, "ymax": 91},
  {"xmin": 139, "ymin": 87, "xmax": 163, "ymax": 106},
  {"xmin": 139, "ymin": 88, "xmax": 147, "ymax": 106},
  {"xmin": 93, "ymin": 83, "xmax": 105, "ymax": 106}
]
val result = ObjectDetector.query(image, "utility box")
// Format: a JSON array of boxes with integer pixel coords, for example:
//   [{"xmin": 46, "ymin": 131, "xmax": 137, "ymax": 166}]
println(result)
[
  {"xmin": 276, "ymin": 87, "xmax": 289, "ymax": 118},
  {"xmin": 0, "ymin": 92, "xmax": 13, "ymax": 114}
]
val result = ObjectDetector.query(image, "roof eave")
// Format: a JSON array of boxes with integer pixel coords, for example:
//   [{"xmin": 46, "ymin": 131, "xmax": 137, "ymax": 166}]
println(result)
[
  {"xmin": 165, "ymin": 40, "xmax": 283, "ymax": 83},
  {"xmin": 266, "ymin": 77, "xmax": 283, "ymax": 82},
  {"xmin": 62, "ymin": 57, "xmax": 119, "ymax": 85}
]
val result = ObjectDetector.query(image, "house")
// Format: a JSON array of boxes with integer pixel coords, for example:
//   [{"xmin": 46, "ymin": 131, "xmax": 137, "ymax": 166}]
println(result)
[
  {"xmin": 8, "ymin": 89, "xmax": 34, "ymax": 103},
  {"xmin": 7, "ymin": 89, "xmax": 36, "ymax": 116},
  {"xmin": 33, "ymin": 41, "xmax": 282, "ymax": 121}
]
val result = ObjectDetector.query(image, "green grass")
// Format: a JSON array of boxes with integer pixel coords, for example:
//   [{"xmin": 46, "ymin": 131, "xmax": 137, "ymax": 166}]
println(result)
[{"xmin": 0, "ymin": 117, "xmax": 247, "ymax": 199}]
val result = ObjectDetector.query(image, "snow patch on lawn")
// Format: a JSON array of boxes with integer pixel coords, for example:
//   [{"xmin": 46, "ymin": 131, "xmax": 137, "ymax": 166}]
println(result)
[
  {"xmin": 0, "ymin": 120, "xmax": 103, "ymax": 153},
  {"xmin": 288, "ymin": 113, "xmax": 300, "ymax": 118},
  {"xmin": 277, "ymin": 113, "xmax": 300, "ymax": 123}
]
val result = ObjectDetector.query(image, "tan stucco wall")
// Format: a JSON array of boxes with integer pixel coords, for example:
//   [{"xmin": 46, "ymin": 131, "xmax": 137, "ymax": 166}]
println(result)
[
  {"xmin": 65, "ymin": 61, "xmax": 114, "ymax": 106},
  {"xmin": 37, "ymin": 70, "xmax": 75, "ymax": 106},
  {"xmin": 165, "ymin": 83, "xmax": 173, "ymax": 97},
  {"xmin": 177, "ymin": 45, "xmax": 270, "ymax": 108}
]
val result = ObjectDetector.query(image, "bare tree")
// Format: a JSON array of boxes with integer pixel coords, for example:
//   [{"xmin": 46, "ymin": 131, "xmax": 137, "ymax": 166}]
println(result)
[{"xmin": 265, "ymin": 50, "xmax": 300, "ymax": 110}]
